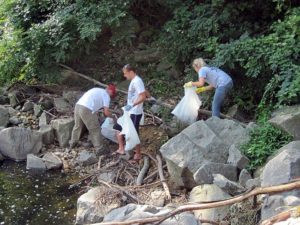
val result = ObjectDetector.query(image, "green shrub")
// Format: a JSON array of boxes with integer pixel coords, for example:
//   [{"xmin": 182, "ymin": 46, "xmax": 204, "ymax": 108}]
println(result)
[{"xmin": 241, "ymin": 120, "xmax": 292, "ymax": 172}]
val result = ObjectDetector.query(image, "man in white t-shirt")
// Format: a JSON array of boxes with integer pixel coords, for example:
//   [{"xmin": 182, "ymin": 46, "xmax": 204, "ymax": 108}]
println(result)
[
  {"xmin": 69, "ymin": 84, "xmax": 116, "ymax": 154},
  {"xmin": 113, "ymin": 64, "xmax": 146, "ymax": 161}
]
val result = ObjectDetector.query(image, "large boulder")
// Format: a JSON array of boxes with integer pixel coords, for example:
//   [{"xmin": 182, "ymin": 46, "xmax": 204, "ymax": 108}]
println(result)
[
  {"xmin": 189, "ymin": 184, "xmax": 230, "ymax": 223},
  {"xmin": 269, "ymin": 105, "xmax": 300, "ymax": 140},
  {"xmin": 76, "ymin": 187, "xmax": 122, "ymax": 224},
  {"xmin": 53, "ymin": 98, "xmax": 72, "ymax": 113},
  {"xmin": 0, "ymin": 127, "xmax": 42, "ymax": 161},
  {"xmin": 103, "ymin": 204, "xmax": 199, "ymax": 225},
  {"xmin": 261, "ymin": 141, "xmax": 300, "ymax": 220},
  {"xmin": 0, "ymin": 106, "xmax": 9, "ymax": 127},
  {"xmin": 160, "ymin": 117, "xmax": 250, "ymax": 189},
  {"xmin": 51, "ymin": 118, "xmax": 74, "ymax": 147}
]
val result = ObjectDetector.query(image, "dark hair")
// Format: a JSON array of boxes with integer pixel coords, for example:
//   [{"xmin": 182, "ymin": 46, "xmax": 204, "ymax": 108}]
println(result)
[{"xmin": 122, "ymin": 64, "xmax": 135, "ymax": 72}]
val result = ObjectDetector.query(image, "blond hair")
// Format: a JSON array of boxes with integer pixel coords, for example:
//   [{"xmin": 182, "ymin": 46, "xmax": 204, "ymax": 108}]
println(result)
[{"xmin": 192, "ymin": 58, "xmax": 206, "ymax": 69}]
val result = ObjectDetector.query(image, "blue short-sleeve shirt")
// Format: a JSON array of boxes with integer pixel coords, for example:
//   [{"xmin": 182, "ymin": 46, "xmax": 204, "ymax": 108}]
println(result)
[{"xmin": 198, "ymin": 66, "xmax": 232, "ymax": 88}]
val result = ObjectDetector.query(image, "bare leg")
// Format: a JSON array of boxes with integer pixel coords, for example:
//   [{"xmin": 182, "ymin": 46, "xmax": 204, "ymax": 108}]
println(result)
[
  {"xmin": 133, "ymin": 144, "xmax": 142, "ymax": 160},
  {"xmin": 115, "ymin": 131, "xmax": 125, "ymax": 154}
]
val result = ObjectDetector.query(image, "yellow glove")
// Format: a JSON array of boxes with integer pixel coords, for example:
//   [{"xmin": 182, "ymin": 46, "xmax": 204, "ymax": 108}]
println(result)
[
  {"xmin": 195, "ymin": 86, "xmax": 207, "ymax": 94},
  {"xmin": 184, "ymin": 81, "xmax": 193, "ymax": 88}
]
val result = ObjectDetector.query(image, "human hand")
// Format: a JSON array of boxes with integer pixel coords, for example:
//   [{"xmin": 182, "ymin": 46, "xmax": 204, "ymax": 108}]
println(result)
[
  {"xmin": 195, "ymin": 86, "xmax": 207, "ymax": 94},
  {"xmin": 124, "ymin": 104, "xmax": 133, "ymax": 111},
  {"xmin": 184, "ymin": 81, "xmax": 193, "ymax": 88}
]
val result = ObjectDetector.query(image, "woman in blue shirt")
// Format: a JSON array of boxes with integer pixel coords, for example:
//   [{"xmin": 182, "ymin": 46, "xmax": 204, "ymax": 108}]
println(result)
[{"xmin": 184, "ymin": 58, "xmax": 233, "ymax": 117}]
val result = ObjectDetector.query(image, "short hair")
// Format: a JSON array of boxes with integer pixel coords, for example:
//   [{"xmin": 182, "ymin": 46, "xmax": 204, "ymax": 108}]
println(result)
[
  {"xmin": 192, "ymin": 58, "xmax": 206, "ymax": 68},
  {"xmin": 122, "ymin": 64, "xmax": 135, "ymax": 72}
]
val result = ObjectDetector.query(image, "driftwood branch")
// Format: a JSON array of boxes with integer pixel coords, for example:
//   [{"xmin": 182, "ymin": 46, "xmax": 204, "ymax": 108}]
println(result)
[
  {"xmin": 136, "ymin": 156, "xmax": 150, "ymax": 186},
  {"xmin": 89, "ymin": 180, "xmax": 300, "ymax": 225},
  {"xmin": 156, "ymin": 154, "xmax": 171, "ymax": 201}
]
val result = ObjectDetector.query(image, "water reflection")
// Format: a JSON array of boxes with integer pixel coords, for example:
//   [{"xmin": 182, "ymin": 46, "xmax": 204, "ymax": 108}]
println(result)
[{"xmin": 0, "ymin": 160, "xmax": 79, "ymax": 225}]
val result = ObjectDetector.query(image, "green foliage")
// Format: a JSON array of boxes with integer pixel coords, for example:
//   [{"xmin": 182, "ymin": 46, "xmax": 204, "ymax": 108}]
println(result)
[
  {"xmin": 0, "ymin": 0, "xmax": 132, "ymax": 84},
  {"xmin": 241, "ymin": 118, "xmax": 292, "ymax": 172},
  {"xmin": 158, "ymin": 0, "xmax": 299, "ymax": 110},
  {"xmin": 214, "ymin": 8, "xmax": 300, "ymax": 107}
]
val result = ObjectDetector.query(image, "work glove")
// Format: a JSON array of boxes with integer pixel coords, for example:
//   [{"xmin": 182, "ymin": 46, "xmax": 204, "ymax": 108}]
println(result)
[
  {"xmin": 148, "ymin": 96, "xmax": 157, "ymax": 104},
  {"xmin": 195, "ymin": 86, "xmax": 207, "ymax": 94},
  {"xmin": 124, "ymin": 104, "xmax": 133, "ymax": 111},
  {"xmin": 184, "ymin": 81, "xmax": 193, "ymax": 88}
]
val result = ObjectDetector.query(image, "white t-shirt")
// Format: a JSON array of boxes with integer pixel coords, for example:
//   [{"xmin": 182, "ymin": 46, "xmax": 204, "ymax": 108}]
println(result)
[
  {"xmin": 76, "ymin": 88, "xmax": 110, "ymax": 113},
  {"xmin": 127, "ymin": 75, "xmax": 145, "ymax": 115}
]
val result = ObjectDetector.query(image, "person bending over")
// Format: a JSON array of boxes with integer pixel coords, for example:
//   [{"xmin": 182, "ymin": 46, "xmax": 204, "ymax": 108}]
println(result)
[{"xmin": 184, "ymin": 58, "xmax": 233, "ymax": 118}]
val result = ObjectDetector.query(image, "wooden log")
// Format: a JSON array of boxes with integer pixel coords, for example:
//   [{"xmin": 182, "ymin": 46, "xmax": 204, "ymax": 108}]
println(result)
[
  {"xmin": 156, "ymin": 154, "xmax": 171, "ymax": 200},
  {"xmin": 136, "ymin": 156, "xmax": 150, "ymax": 186}
]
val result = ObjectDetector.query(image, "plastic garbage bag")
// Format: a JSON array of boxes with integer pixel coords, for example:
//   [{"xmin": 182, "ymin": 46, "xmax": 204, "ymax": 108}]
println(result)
[
  {"xmin": 101, "ymin": 118, "xmax": 118, "ymax": 143},
  {"xmin": 117, "ymin": 108, "xmax": 140, "ymax": 151},
  {"xmin": 171, "ymin": 87, "xmax": 202, "ymax": 125}
]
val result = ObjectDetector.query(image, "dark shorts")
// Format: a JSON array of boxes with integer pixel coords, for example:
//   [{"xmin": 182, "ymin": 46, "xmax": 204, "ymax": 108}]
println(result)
[{"xmin": 113, "ymin": 114, "xmax": 142, "ymax": 134}]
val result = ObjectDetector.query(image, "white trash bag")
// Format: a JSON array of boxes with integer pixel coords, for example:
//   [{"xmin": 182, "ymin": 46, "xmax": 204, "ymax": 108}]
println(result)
[
  {"xmin": 101, "ymin": 118, "xmax": 118, "ymax": 143},
  {"xmin": 117, "ymin": 108, "xmax": 140, "ymax": 151},
  {"xmin": 171, "ymin": 87, "xmax": 202, "ymax": 125}
]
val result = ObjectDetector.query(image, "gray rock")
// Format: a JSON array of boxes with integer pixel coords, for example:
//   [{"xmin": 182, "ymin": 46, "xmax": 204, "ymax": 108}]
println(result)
[
  {"xmin": 0, "ymin": 106, "xmax": 9, "ymax": 127},
  {"xmin": 160, "ymin": 117, "xmax": 249, "ymax": 189},
  {"xmin": 21, "ymin": 101, "xmax": 34, "ymax": 112},
  {"xmin": 227, "ymin": 144, "xmax": 249, "ymax": 170},
  {"xmin": 33, "ymin": 104, "xmax": 43, "ymax": 117},
  {"xmin": 269, "ymin": 105, "xmax": 300, "ymax": 140},
  {"xmin": 9, "ymin": 116, "xmax": 22, "ymax": 125},
  {"xmin": 213, "ymin": 174, "xmax": 245, "ymax": 196},
  {"xmin": 103, "ymin": 204, "xmax": 199, "ymax": 225},
  {"xmin": 8, "ymin": 91, "xmax": 20, "ymax": 107},
  {"xmin": 42, "ymin": 152, "xmax": 62, "ymax": 169},
  {"xmin": 39, "ymin": 112, "xmax": 49, "ymax": 126},
  {"xmin": 97, "ymin": 172, "xmax": 116, "ymax": 183},
  {"xmin": 53, "ymin": 98, "xmax": 72, "ymax": 113},
  {"xmin": 8, "ymin": 107, "xmax": 18, "ymax": 117},
  {"xmin": 77, "ymin": 150, "xmax": 97, "ymax": 166},
  {"xmin": 0, "ymin": 127, "xmax": 42, "ymax": 161},
  {"xmin": 239, "ymin": 169, "xmax": 252, "ymax": 187},
  {"xmin": 26, "ymin": 154, "xmax": 46, "ymax": 172},
  {"xmin": 51, "ymin": 117, "xmax": 74, "ymax": 147},
  {"xmin": 62, "ymin": 91, "xmax": 83, "ymax": 106},
  {"xmin": 145, "ymin": 190, "xmax": 166, "ymax": 207},
  {"xmin": 0, "ymin": 152, "xmax": 4, "ymax": 162},
  {"xmin": 245, "ymin": 178, "xmax": 261, "ymax": 190},
  {"xmin": 261, "ymin": 141, "xmax": 300, "ymax": 187},
  {"xmin": 0, "ymin": 95, "xmax": 9, "ymax": 104},
  {"xmin": 205, "ymin": 117, "xmax": 250, "ymax": 148},
  {"xmin": 38, "ymin": 125, "xmax": 54, "ymax": 145},
  {"xmin": 194, "ymin": 162, "xmax": 237, "ymax": 185},
  {"xmin": 76, "ymin": 187, "xmax": 121, "ymax": 224},
  {"xmin": 189, "ymin": 184, "xmax": 230, "ymax": 223},
  {"xmin": 260, "ymin": 141, "xmax": 300, "ymax": 220}
]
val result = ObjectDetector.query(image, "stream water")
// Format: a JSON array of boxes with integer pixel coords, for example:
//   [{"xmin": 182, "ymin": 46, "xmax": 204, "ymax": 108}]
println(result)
[{"xmin": 0, "ymin": 160, "xmax": 80, "ymax": 225}]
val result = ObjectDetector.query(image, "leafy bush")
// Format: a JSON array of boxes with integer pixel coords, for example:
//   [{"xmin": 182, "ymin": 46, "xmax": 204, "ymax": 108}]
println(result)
[
  {"xmin": 241, "ymin": 119, "xmax": 292, "ymax": 171},
  {"xmin": 0, "ymin": 0, "xmax": 132, "ymax": 84}
]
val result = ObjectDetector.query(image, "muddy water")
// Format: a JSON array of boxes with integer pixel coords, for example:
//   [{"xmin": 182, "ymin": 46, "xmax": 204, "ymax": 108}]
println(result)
[{"xmin": 0, "ymin": 160, "xmax": 80, "ymax": 225}]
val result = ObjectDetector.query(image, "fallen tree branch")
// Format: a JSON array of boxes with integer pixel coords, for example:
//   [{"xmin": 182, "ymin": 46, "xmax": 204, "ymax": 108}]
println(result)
[
  {"xmin": 98, "ymin": 179, "xmax": 140, "ymax": 204},
  {"xmin": 89, "ymin": 180, "xmax": 300, "ymax": 225},
  {"xmin": 136, "ymin": 156, "xmax": 150, "ymax": 186},
  {"xmin": 156, "ymin": 154, "xmax": 171, "ymax": 201}
]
